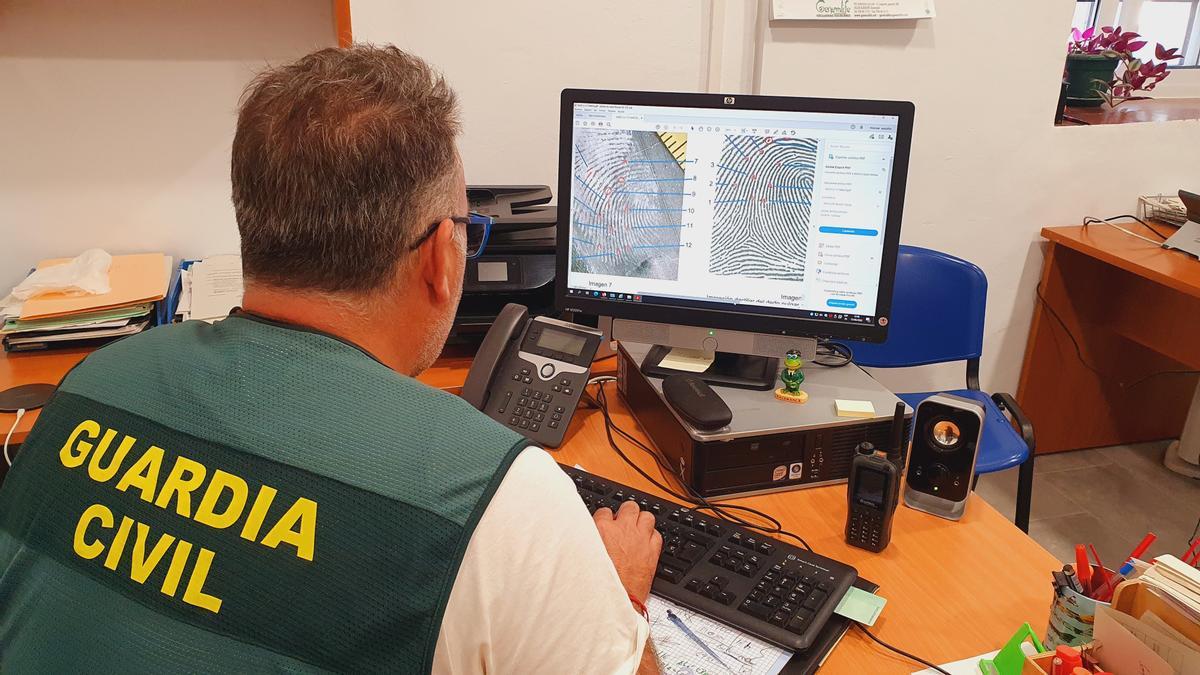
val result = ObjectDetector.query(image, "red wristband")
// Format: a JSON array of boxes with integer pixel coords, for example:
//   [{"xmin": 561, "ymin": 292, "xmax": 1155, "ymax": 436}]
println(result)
[{"xmin": 628, "ymin": 594, "xmax": 650, "ymax": 622}]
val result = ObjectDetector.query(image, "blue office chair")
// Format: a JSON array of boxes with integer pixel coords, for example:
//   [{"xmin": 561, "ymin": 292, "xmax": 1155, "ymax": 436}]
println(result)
[{"xmin": 842, "ymin": 245, "xmax": 1036, "ymax": 532}]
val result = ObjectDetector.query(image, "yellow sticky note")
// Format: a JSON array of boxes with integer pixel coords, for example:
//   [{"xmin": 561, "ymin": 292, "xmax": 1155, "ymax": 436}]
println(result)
[
  {"xmin": 659, "ymin": 348, "xmax": 714, "ymax": 373},
  {"xmin": 835, "ymin": 399, "xmax": 875, "ymax": 418}
]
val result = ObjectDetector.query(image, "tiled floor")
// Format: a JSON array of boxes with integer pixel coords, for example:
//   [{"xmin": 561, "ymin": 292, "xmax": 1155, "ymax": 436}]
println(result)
[{"xmin": 975, "ymin": 441, "xmax": 1200, "ymax": 566}]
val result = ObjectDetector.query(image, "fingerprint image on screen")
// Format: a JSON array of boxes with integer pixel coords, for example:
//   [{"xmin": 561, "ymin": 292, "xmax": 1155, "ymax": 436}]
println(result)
[
  {"xmin": 570, "ymin": 129, "xmax": 689, "ymax": 281},
  {"xmin": 709, "ymin": 135, "xmax": 819, "ymax": 283}
]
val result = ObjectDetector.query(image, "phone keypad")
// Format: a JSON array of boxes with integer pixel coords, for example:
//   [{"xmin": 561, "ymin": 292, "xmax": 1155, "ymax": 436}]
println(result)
[
  {"xmin": 846, "ymin": 510, "xmax": 885, "ymax": 551},
  {"xmin": 505, "ymin": 375, "xmax": 576, "ymax": 436}
]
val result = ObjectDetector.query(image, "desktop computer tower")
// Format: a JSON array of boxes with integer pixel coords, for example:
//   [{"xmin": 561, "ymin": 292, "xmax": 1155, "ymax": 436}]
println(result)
[{"xmin": 616, "ymin": 342, "xmax": 911, "ymax": 499}]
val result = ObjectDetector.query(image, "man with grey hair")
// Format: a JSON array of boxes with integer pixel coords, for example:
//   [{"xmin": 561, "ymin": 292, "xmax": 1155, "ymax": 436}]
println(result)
[{"xmin": 0, "ymin": 45, "xmax": 660, "ymax": 674}]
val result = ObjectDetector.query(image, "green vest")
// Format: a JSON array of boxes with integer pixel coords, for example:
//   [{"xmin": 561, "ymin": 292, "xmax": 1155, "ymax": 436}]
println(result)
[{"xmin": 0, "ymin": 314, "xmax": 530, "ymax": 673}]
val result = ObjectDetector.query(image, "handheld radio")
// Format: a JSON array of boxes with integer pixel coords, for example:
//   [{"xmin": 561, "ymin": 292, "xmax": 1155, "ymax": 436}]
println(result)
[{"xmin": 845, "ymin": 403, "xmax": 905, "ymax": 552}]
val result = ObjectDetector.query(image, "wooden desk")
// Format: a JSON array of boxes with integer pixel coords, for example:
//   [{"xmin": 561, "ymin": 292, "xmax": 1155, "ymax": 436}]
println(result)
[
  {"xmin": 1017, "ymin": 222, "xmax": 1200, "ymax": 453},
  {"xmin": 552, "ymin": 382, "xmax": 1058, "ymax": 672},
  {"xmin": 0, "ymin": 347, "xmax": 91, "ymax": 446},
  {"xmin": 1, "ymin": 347, "xmax": 1060, "ymax": 671}
]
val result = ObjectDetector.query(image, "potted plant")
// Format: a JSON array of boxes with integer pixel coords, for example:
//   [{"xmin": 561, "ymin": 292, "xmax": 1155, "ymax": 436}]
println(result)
[
  {"xmin": 1097, "ymin": 43, "xmax": 1182, "ymax": 108},
  {"xmin": 1065, "ymin": 26, "xmax": 1182, "ymax": 107}
]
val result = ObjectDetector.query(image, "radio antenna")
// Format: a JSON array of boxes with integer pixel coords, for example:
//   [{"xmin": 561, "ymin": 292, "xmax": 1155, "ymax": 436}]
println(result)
[{"xmin": 887, "ymin": 401, "xmax": 906, "ymax": 464}]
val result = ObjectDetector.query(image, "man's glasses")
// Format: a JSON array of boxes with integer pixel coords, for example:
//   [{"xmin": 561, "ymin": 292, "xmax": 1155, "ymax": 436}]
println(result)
[{"xmin": 409, "ymin": 212, "xmax": 493, "ymax": 259}]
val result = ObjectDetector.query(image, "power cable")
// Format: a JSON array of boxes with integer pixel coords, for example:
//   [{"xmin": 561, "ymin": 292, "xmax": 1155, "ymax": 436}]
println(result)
[
  {"xmin": 1082, "ymin": 214, "xmax": 1172, "ymax": 243},
  {"xmin": 4, "ymin": 408, "xmax": 26, "ymax": 468},
  {"xmin": 814, "ymin": 340, "xmax": 853, "ymax": 368},
  {"xmin": 583, "ymin": 377, "xmax": 955, "ymax": 674},
  {"xmin": 856, "ymin": 624, "xmax": 952, "ymax": 675},
  {"xmin": 1034, "ymin": 283, "xmax": 1200, "ymax": 389},
  {"xmin": 584, "ymin": 378, "xmax": 812, "ymax": 550}
]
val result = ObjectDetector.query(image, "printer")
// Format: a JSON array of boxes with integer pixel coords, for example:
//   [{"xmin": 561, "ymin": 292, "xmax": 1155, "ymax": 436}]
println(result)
[{"xmin": 453, "ymin": 185, "xmax": 557, "ymax": 341}]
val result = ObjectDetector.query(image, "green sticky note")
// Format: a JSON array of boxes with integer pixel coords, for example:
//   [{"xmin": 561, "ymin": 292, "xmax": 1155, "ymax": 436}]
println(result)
[{"xmin": 833, "ymin": 586, "xmax": 886, "ymax": 626}]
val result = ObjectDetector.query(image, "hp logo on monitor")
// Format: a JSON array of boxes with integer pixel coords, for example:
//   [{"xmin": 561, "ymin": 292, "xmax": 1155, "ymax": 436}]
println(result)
[{"xmin": 724, "ymin": 96, "xmax": 736, "ymax": 105}]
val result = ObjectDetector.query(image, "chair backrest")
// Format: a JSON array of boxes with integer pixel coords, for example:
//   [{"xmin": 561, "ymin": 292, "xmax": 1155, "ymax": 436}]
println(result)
[{"xmin": 845, "ymin": 245, "xmax": 987, "ymax": 368}]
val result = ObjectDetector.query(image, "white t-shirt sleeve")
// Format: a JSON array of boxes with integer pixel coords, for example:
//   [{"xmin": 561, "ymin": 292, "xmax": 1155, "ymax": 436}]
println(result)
[{"xmin": 432, "ymin": 447, "xmax": 649, "ymax": 675}]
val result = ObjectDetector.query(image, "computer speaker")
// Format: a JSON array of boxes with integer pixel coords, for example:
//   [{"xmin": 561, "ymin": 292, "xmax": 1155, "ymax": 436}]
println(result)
[{"xmin": 902, "ymin": 393, "xmax": 985, "ymax": 521}]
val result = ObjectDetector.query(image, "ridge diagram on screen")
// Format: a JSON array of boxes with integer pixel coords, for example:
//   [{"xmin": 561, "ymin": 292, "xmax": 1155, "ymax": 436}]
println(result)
[
  {"xmin": 571, "ymin": 129, "xmax": 690, "ymax": 281},
  {"xmin": 709, "ymin": 135, "xmax": 819, "ymax": 282}
]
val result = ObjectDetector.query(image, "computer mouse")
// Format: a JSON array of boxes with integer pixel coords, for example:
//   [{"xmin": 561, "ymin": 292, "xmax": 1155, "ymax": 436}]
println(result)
[{"xmin": 662, "ymin": 374, "xmax": 733, "ymax": 431}]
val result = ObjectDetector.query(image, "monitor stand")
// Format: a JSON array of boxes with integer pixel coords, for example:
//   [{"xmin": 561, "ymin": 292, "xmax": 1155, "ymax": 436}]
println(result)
[{"xmin": 640, "ymin": 345, "xmax": 778, "ymax": 391}]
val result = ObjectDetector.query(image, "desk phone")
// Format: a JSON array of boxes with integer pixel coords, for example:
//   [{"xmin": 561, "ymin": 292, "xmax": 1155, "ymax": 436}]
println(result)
[{"xmin": 461, "ymin": 303, "xmax": 602, "ymax": 448}]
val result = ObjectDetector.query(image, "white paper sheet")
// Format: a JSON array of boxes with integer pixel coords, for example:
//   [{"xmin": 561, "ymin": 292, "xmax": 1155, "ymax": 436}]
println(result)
[
  {"xmin": 648, "ymin": 596, "xmax": 792, "ymax": 675},
  {"xmin": 187, "ymin": 255, "xmax": 243, "ymax": 321},
  {"xmin": 0, "ymin": 291, "xmax": 24, "ymax": 322},
  {"xmin": 1100, "ymin": 605, "xmax": 1200, "ymax": 674},
  {"xmin": 1094, "ymin": 605, "xmax": 1174, "ymax": 675},
  {"xmin": 1142, "ymin": 611, "xmax": 1200, "ymax": 651},
  {"xmin": 1148, "ymin": 555, "xmax": 1200, "ymax": 611}
]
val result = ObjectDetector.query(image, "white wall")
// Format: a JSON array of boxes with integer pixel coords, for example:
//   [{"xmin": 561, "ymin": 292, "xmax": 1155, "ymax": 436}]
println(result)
[
  {"xmin": 351, "ymin": 0, "xmax": 709, "ymax": 188},
  {"xmin": 0, "ymin": 0, "xmax": 336, "ymax": 292},
  {"xmin": 755, "ymin": 1, "xmax": 1200, "ymax": 394},
  {"xmin": 355, "ymin": 0, "xmax": 1200, "ymax": 395}
]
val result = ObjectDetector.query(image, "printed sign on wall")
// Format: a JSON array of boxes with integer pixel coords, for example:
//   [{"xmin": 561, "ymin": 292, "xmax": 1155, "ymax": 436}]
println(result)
[{"xmin": 772, "ymin": 0, "xmax": 935, "ymax": 20}]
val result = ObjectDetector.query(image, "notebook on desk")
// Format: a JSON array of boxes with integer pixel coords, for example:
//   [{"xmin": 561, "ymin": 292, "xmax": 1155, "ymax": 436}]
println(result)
[{"xmin": 649, "ymin": 576, "xmax": 878, "ymax": 675}]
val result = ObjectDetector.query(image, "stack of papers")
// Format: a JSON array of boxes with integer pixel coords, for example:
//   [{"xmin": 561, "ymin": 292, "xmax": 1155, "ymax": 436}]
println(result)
[
  {"xmin": 2, "ymin": 253, "xmax": 170, "ymax": 352},
  {"xmin": 1099, "ymin": 554, "xmax": 1200, "ymax": 674},
  {"xmin": 175, "ymin": 255, "xmax": 243, "ymax": 322},
  {"xmin": 1144, "ymin": 556, "xmax": 1200, "ymax": 607}
]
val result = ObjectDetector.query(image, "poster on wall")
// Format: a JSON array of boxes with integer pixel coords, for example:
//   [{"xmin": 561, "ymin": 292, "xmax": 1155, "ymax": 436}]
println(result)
[{"xmin": 771, "ymin": 0, "xmax": 935, "ymax": 20}]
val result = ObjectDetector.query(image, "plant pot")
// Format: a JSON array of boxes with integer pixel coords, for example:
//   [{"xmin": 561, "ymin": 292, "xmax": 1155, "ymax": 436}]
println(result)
[{"xmin": 1064, "ymin": 54, "xmax": 1119, "ymax": 107}]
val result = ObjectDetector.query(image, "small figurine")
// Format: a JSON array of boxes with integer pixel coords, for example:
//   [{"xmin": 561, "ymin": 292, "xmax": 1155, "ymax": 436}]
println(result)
[{"xmin": 775, "ymin": 349, "xmax": 808, "ymax": 404}]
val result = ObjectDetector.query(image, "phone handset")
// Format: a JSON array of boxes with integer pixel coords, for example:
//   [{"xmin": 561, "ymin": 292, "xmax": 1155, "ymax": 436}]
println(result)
[{"xmin": 461, "ymin": 303, "xmax": 529, "ymax": 410}]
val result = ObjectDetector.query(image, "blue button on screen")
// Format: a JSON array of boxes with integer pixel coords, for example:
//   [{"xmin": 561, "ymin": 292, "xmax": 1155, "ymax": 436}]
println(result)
[
  {"xmin": 818, "ymin": 226, "xmax": 879, "ymax": 236},
  {"xmin": 826, "ymin": 299, "xmax": 858, "ymax": 308}
]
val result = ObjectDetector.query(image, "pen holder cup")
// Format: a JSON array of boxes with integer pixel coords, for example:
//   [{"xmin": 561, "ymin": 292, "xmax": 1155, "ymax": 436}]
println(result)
[{"xmin": 1045, "ymin": 564, "xmax": 1114, "ymax": 649}]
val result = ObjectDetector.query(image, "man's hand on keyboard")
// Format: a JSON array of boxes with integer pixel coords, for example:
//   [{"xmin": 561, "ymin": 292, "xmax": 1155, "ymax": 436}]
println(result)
[{"xmin": 593, "ymin": 500, "xmax": 663, "ymax": 603}]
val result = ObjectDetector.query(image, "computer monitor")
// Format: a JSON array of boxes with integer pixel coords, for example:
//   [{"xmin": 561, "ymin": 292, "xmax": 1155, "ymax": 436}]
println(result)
[{"xmin": 555, "ymin": 89, "xmax": 914, "ymax": 389}]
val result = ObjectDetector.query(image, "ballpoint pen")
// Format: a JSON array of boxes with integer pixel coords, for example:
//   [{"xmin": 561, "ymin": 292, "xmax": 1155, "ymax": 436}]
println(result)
[
  {"xmin": 1094, "ymin": 531, "xmax": 1158, "ymax": 600},
  {"xmin": 666, "ymin": 608, "xmax": 735, "ymax": 672},
  {"xmin": 1118, "ymin": 532, "xmax": 1156, "ymax": 576}
]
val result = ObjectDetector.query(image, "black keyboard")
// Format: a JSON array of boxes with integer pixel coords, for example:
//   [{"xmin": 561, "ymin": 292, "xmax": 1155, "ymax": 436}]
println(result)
[{"xmin": 562, "ymin": 464, "xmax": 858, "ymax": 651}]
